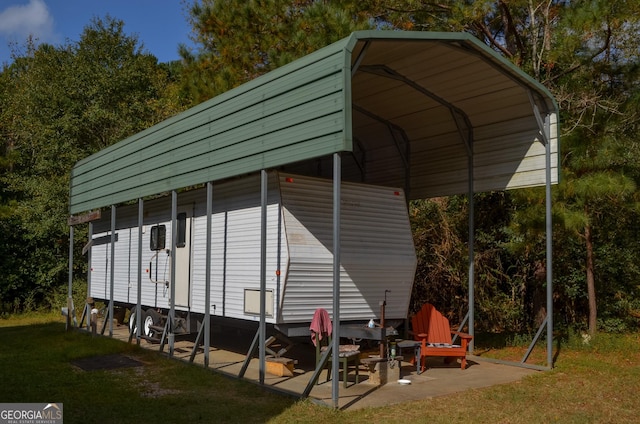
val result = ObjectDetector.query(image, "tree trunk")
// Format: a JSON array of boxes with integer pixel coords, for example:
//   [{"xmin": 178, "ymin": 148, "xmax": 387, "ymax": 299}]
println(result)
[{"xmin": 585, "ymin": 223, "xmax": 597, "ymax": 335}]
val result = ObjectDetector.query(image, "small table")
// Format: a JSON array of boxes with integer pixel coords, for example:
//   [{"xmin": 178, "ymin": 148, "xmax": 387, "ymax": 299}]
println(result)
[{"xmin": 397, "ymin": 339, "xmax": 422, "ymax": 374}]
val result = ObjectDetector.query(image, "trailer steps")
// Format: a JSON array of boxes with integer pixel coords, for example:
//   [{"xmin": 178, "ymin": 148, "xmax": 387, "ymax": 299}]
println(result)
[
  {"xmin": 265, "ymin": 334, "xmax": 295, "ymax": 358},
  {"xmin": 265, "ymin": 357, "xmax": 296, "ymax": 377}
]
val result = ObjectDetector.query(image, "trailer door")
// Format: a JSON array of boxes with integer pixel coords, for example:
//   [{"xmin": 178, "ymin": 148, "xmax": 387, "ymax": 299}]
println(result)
[{"xmin": 174, "ymin": 210, "xmax": 192, "ymax": 308}]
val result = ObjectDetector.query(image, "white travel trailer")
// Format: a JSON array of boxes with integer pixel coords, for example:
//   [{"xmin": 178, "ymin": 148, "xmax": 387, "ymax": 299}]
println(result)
[{"xmin": 88, "ymin": 172, "xmax": 417, "ymax": 338}]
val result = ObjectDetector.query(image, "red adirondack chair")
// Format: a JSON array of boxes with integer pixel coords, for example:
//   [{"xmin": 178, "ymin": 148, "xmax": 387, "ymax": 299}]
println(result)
[{"xmin": 411, "ymin": 303, "xmax": 473, "ymax": 371}]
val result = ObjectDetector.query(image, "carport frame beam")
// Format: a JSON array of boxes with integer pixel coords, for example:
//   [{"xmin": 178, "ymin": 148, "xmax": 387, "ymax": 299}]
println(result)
[{"xmin": 524, "ymin": 91, "xmax": 554, "ymax": 369}]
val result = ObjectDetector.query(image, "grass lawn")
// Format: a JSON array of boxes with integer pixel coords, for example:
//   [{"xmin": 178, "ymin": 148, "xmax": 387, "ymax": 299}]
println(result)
[{"xmin": 1, "ymin": 313, "xmax": 639, "ymax": 423}]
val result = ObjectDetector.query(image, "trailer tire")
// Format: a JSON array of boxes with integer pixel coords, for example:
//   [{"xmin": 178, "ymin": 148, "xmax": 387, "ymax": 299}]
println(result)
[
  {"xmin": 128, "ymin": 308, "xmax": 139, "ymax": 335},
  {"xmin": 143, "ymin": 309, "xmax": 162, "ymax": 337}
]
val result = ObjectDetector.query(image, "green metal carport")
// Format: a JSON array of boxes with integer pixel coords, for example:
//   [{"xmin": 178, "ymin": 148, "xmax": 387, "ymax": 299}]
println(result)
[{"xmin": 68, "ymin": 30, "xmax": 559, "ymax": 408}]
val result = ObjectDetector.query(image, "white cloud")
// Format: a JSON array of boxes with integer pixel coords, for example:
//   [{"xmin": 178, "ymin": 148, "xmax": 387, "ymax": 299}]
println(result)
[{"xmin": 0, "ymin": 0, "xmax": 56, "ymax": 43}]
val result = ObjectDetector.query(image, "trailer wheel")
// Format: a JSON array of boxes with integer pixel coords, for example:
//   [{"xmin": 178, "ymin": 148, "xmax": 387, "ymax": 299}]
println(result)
[
  {"xmin": 143, "ymin": 309, "xmax": 161, "ymax": 337},
  {"xmin": 128, "ymin": 308, "xmax": 139, "ymax": 335}
]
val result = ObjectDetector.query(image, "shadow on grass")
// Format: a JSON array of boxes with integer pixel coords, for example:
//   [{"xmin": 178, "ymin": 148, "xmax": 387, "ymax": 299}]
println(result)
[
  {"xmin": 470, "ymin": 331, "xmax": 562, "ymax": 367},
  {"xmin": 0, "ymin": 321, "xmax": 298, "ymax": 424}
]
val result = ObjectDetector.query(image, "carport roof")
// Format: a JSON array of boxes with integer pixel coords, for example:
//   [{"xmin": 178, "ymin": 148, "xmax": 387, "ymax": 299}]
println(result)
[{"xmin": 69, "ymin": 30, "xmax": 558, "ymax": 216}]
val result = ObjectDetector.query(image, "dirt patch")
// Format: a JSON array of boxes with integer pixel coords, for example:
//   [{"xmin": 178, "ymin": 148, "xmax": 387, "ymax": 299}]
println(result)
[{"xmin": 129, "ymin": 367, "xmax": 182, "ymax": 398}]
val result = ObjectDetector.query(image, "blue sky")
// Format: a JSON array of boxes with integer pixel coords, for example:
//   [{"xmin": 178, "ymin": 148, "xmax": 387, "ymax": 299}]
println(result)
[{"xmin": 0, "ymin": 0, "xmax": 195, "ymax": 65}]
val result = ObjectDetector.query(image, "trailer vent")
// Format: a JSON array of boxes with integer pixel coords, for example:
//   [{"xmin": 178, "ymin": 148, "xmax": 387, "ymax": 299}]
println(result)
[{"xmin": 244, "ymin": 289, "xmax": 274, "ymax": 317}]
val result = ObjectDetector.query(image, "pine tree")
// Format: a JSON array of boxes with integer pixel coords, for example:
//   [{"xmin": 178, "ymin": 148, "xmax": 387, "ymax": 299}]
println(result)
[{"xmin": 180, "ymin": 0, "xmax": 373, "ymax": 103}]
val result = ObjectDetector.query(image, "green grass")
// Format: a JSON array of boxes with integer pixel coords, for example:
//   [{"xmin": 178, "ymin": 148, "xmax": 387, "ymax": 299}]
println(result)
[
  {"xmin": 0, "ymin": 316, "xmax": 295, "ymax": 423},
  {"xmin": 1, "ymin": 314, "xmax": 639, "ymax": 423}
]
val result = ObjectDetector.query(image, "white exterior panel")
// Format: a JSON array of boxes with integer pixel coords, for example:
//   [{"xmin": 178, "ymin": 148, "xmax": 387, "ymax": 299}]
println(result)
[
  {"xmin": 88, "ymin": 172, "xmax": 416, "ymax": 326},
  {"xmin": 279, "ymin": 174, "xmax": 416, "ymax": 323},
  {"xmin": 90, "ymin": 216, "xmax": 179, "ymax": 311},
  {"xmin": 89, "ymin": 239, "xmax": 110, "ymax": 301},
  {"xmin": 187, "ymin": 174, "xmax": 288, "ymax": 324}
]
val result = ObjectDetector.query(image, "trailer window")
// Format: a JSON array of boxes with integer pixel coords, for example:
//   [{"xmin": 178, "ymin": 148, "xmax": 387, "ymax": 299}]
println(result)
[
  {"xmin": 150, "ymin": 225, "xmax": 166, "ymax": 251},
  {"xmin": 176, "ymin": 212, "xmax": 187, "ymax": 248}
]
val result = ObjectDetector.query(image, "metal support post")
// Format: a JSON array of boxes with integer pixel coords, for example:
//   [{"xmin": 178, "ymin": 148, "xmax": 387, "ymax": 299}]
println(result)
[
  {"xmin": 331, "ymin": 153, "xmax": 342, "ymax": 408},
  {"xmin": 303, "ymin": 344, "xmax": 333, "ymax": 397},
  {"xmin": 467, "ymin": 136, "xmax": 475, "ymax": 352},
  {"xmin": 522, "ymin": 316, "xmax": 549, "ymax": 363},
  {"xmin": 259, "ymin": 170, "xmax": 268, "ymax": 384},
  {"xmin": 545, "ymin": 115, "xmax": 554, "ymax": 368},
  {"xmin": 159, "ymin": 319, "xmax": 170, "ymax": 353},
  {"xmin": 169, "ymin": 191, "xmax": 177, "ymax": 357},
  {"xmin": 67, "ymin": 225, "xmax": 74, "ymax": 331},
  {"xmin": 101, "ymin": 301, "xmax": 112, "ymax": 335},
  {"xmin": 136, "ymin": 198, "xmax": 143, "ymax": 345},
  {"xmin": 239, "ymin": 330, "xmax": 260, "ymax": 378},
  {"xmin": 109, "ymin": 205, "xmax": 116, "ymax": 337},
  {"xmin": 204, "ymin": 181, "xmax": 213, "ymax": 367},
  {"xmin": 189, "ymin": 323, "xmax": 206, "ymax": 363},
  {"xmin": 86, "ymin": 222, "xmax": 93, "ymax": 332}
]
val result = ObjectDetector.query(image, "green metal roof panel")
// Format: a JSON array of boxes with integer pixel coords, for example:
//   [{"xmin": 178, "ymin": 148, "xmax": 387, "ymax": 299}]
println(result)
[
  {"xmin": 70, "ymin": 30, "xmax": 559, "ymax": 215},
  {"xmin": 70, "ymin": 39, "xmax": 352, "ymax": 214}
]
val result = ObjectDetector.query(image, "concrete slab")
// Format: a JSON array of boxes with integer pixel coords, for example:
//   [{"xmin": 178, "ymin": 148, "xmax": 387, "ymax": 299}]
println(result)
[{"xmin": 94, "ymin": 320, "xmax": 539, "ymax": 411}]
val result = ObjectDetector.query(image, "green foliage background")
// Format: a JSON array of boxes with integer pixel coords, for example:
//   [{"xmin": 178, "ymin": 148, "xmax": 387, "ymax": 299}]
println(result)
[
  {"xmin": 0, "ymin": 17, "xmax": 188, "ymax": 312},
  {"xmin": 2, "ymin": 1, "xmax": 640, "ymax": 334}
]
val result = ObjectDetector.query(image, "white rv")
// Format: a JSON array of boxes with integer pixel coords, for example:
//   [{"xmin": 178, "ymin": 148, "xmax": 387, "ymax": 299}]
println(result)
[{"xmin": 88, "ymin": 172, "xmax": 417, "ymax": 338}]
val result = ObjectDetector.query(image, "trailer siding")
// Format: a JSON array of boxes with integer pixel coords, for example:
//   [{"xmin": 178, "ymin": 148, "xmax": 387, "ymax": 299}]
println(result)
[
  {"xmin": 190, "ymin": 174, "xmax": 288, "ymax": 324},
  {"xmin": 90, "ymin": 225, "xmax": 175, "ymax": 311},
  {"xmin": 278, "ymin": 174, "xmax": 416, "ymax": 323},
  {"xmin": 88, "ymin": 172, "xmax": 416, "ymax": 325}
]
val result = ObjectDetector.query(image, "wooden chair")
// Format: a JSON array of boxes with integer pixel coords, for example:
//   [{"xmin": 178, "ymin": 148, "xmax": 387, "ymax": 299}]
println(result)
[
  {"xmin": 309, "ymin": 308, "xmax": 360, "ymax": 388},
  {"xmin": 312, "ymin": 333, "xmax": 360, "ymax": 388},
  {"xmin": 411, "ymin": 303, "xmax": 473, "ymax": 372}
]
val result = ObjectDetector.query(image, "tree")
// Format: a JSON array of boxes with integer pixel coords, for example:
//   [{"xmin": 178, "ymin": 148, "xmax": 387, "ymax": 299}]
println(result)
[
  {"xmin": 462, "ymin": 0, "xmax": 640, "ymax": 334},
  {"xmin": 0, "ymin": 17, "xmax": 186, "ymax": 312},
  {"xmin": 351, "ymin": 0, "xmax": 640, "ymax": 333},
  {"xmin": 180, "ymin": 0, "xmax": 374, "ymax": 102},
  {"xmin": 539, "ymin": 1, "xmax": 640, "ymax": 334},
  {"xmin": 410, "ymin": 197, "xmax": 468, "ymax": 319}
]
